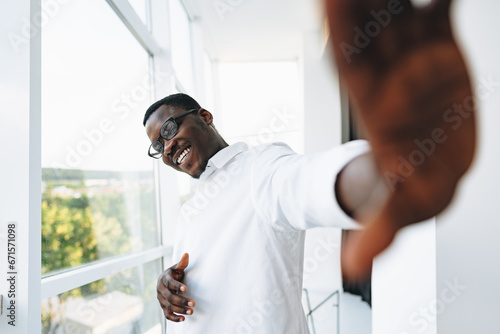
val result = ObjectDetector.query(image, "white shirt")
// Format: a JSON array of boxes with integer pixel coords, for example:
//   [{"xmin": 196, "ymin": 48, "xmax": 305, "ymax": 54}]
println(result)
[{"xmin": 168, "ymin": 140, "xmax": 369, "ymax": 334}]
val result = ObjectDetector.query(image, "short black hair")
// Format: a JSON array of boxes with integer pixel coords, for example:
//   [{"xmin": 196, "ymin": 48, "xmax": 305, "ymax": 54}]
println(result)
[{"xmin": 143, "ymin": 93, "xmax": 201, "ymax": 126}]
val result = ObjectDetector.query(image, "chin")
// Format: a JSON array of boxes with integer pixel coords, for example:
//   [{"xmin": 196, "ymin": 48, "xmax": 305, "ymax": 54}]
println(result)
[
  {"xmin": 189, "ymin": 170, "xmax": 203, "ymax": 179},
  {"xmin": 184, "ymin": 166, "xmax": 201, "ymax": 179},
  {"xmin": 187, "ymin": 162, "xmax": 208, "ymax": 179}
]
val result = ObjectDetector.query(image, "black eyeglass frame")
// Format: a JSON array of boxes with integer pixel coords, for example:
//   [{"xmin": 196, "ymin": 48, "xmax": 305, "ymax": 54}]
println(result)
[{"xmin": 148, "ymin": 108, "xmax": 199, "ymax": 159}]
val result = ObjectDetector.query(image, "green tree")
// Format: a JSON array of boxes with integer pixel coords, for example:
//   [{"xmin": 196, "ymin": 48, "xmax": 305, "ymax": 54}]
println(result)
[
  {"xmin": 41, "ymin": 172, "xmax": 159, "ymax": 333},
  {"xmin": 42, "ymin": 192, "xmax": 97, "ymax": 274},
  {"xmin": 41, "ymin": 186, "xmax": 103, "ymax": 333}
]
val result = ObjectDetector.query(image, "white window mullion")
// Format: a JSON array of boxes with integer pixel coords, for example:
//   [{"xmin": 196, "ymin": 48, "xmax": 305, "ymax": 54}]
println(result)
[
  {"xmin": 106, "ymin": 0, "xmax": 161, "ymax": 55},
  {"xmin": 41, "ymin": 246, "xmax": 172, "ymax": 300}
]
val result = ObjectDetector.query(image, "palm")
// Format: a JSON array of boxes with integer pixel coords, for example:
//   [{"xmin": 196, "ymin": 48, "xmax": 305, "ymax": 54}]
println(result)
[{"xmin": 326, "ymin": 0, "xmax": 476, "ymax": 276}]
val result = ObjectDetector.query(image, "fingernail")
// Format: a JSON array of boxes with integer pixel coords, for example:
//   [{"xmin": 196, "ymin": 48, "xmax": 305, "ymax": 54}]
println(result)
[
  {"xmin": 187, "ymin": 309, "xmax": 192, "ymax": 315},
  {"xmin": 188, "ymin": 301, "xmax": 194, "ymax": 307},
  {"xmin": 180, "ymin": 286, "xmax": 186, "ymax": 292},
  {"xmin": 180, "ymin": 317, "xmax": 185, "ymax": 322}
]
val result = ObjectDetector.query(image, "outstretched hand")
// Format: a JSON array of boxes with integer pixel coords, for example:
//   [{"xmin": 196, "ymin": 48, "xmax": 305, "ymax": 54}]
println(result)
[
  {"xmin": 326, "ymin": 0, "xmax": 476, "ymax": 278},
  {"xmin": 157, "ymin": 253, "xmax": 195, "ymax": 322}
]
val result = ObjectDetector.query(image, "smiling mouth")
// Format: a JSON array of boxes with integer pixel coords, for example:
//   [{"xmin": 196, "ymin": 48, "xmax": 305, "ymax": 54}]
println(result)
[{"xmin": 176, "ymin": 146, "xmax": 191, "ymax": 165}]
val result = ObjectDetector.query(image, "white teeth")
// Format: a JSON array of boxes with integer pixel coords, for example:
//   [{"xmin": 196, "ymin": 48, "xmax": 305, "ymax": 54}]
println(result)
[{"xmin": 177, "ymin": 147, "xmax": 191, "ymax": 165}]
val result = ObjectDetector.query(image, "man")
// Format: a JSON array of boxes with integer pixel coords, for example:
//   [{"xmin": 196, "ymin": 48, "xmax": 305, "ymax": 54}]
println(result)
[
  {"xmin": 146, "ymin": 0, "xmax": 475, "ymax": 331},
  {"xmin": 145, "ymin": 93, "xmax": 376, "ymax": 332}
]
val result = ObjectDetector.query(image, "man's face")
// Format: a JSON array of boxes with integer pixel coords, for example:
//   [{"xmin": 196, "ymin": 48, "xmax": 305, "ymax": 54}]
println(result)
[{"xmin": 145, "ymin": 105, "xmax": 218, "ymax": 178}]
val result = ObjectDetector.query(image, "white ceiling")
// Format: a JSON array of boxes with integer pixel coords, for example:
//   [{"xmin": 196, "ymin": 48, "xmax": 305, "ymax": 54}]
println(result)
[{"xmin": 181, "ymin": 0, "xmax": 324, "ymax": 62}]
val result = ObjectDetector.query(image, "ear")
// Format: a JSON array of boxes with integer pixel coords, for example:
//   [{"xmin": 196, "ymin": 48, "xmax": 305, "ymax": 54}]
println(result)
[{"xmin": 198, "ymin": 108, "xmax": 213, "ymax": 125}]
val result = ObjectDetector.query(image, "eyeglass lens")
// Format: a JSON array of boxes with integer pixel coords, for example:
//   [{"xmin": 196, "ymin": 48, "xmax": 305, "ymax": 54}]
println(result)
[{"xmin": 160, "ymin": 120, "xmax": 177, "ymax": 140}]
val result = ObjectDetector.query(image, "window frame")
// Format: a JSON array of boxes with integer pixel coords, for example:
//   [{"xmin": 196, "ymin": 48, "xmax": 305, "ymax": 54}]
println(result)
[
  {"xmin": 20, "ymin": 0, "xmax": 177, "ymax": 333},
  {"xmin": 39, "ymin": 0, "xmax": 167, "ymax": 296},
  {"xmin": 2, "ymin": 0, "xmax": 207, "ymax": 332}
]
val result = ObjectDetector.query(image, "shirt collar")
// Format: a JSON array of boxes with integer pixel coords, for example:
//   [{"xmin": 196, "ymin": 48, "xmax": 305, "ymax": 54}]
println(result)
[{"xmin": 200, "ymin": 142, "xmax": 248, "ymax": 180}]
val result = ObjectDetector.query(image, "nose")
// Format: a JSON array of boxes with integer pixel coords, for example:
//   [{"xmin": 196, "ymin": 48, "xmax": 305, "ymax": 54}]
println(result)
[{"xmin": 163, "ymin": 138, "xmax": 177, "ymax": 156}]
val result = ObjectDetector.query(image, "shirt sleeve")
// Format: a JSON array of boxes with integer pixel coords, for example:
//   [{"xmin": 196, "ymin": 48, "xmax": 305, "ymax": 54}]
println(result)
[{"xmin": 250, "ymin": 140, "xmax": 370, "ymax": 231}]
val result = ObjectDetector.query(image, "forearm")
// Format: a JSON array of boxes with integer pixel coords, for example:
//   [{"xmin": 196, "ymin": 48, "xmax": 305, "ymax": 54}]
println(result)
[{"xmin": 335, "ymin": 152, "xmax": 389, "ymax": 221}]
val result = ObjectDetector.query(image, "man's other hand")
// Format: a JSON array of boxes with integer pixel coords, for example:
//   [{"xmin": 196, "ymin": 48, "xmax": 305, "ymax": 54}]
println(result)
[
  {"xmin": 327, "ymin": 0, "xmax": 476, "ymax": 278},
  {"xmin": 157, "ymin": 253, "xmax": 195, "ymax": 322}
]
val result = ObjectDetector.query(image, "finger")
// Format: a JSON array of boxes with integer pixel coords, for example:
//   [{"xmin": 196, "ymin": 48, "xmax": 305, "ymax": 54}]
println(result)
[
  {"xmin": 158, "ymin": 290, "xmax": 192, "ymax": 308},
  {"xmin": 158, "ymin": 274, "xmax": 185, "ymax": 294},
  {"xmin": 166, "ymin": 293, "xmax": 196, "ymax": 309},
  {"xmin": 342, "ymin": 176, "xmax": 444, "ymax": 279},
  {"xmin": 164, "ymin": 309, "xmax": 185, "ymax": 322},
  {"xmin": 165, "ymin": 278, "xmax": 187, "ymax": 293},
  {"xmin": 168, "ymin": 303, "xmax": 194, "ymax": 316},
  {"xmin": 174, "ymin": 253, "xmax": 190, "ymax": 271},
  {"xmin": 158, "ymin": 296, "xmax": 183, "ymax": 321},
  {"xmin": 159, "ymin": 299, "xmax": 189, "ymax": 322},
  {"xmin": 158, "ymin": 266, "xmax": 188, "ymax": 293},
  {"xmin": 158, "ymin": 292, "xmax": 194, "ymax": 316},
  {"xmin": 342, "ymin": 212, "xmax": 397, "ymax": 279},
  {"xmin": 157, "ymin": 290, "xmax": 168, "ymax": 304}
]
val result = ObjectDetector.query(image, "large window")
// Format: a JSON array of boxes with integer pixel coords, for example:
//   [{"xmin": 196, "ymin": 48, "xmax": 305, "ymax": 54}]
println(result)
[
  {"xmin": 41, "ymin": 1, "xmax": 162, "ymax": 332},
  {"xmin": 2, "ymin": 0, "xmax": 203, "ymax": 331}
]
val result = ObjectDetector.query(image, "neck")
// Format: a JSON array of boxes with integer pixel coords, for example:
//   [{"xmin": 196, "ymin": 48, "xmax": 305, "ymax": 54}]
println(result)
[{"xmin": 213, "ymin": 137, "xmax": 229, "ymax": 156}]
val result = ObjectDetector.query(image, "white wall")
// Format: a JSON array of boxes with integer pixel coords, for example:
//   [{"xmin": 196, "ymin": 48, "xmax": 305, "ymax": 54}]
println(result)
[
  {"xmin": 0, "ymin": 0, "xmax": 41, "ymax": 333},
  {"xmin": 372, "ymin": 220, "xmax": 437, "ymax": 334},
  {"xmin": 436, "ymin": 1, "xmax": 500, "ymax": 333}
]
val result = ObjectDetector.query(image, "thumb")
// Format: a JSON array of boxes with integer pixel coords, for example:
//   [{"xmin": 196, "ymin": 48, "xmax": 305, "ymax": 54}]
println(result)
[
  {"xmin": 342, "ymin": 213, "xmax": 397, "ymax": 280},
  {"xmin": 174, "ymin": 253, "xmax": 189, "ymax": 271}
]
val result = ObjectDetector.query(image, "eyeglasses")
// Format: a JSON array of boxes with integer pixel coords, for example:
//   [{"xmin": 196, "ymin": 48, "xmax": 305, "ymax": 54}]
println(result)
[{"xmin": 148, "ymin": 108, "xmax": 199, "ymax": 159}]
